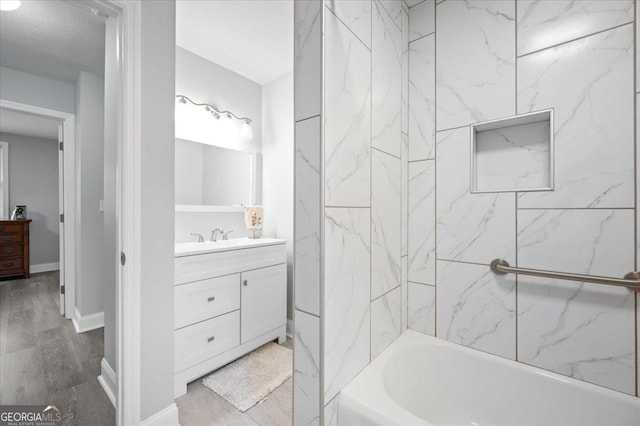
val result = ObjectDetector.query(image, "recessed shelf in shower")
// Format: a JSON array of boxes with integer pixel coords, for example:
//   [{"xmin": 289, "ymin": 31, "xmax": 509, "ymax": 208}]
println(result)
[{"xmin": 471, "ymin": 109, "xmax": 554, "ymax": 193}]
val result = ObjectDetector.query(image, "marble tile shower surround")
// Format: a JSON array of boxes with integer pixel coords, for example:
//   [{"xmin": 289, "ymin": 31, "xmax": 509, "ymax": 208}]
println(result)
[{"xmin": 403, "ymin": 0, "xmax": 640, "ymax": 397}]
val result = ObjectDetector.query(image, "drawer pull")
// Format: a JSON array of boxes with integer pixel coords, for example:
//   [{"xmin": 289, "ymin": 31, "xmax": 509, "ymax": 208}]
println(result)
[
  {"xmin": 243, "ymin": 280, "xmax": 248, "ymax": 287},
  {"xmin": 3, "ymin": 237, "xmax": 12, "ymax": 242},
  {"xmin": 3, "ymin": 249, "xmax": 13, "ymax": 254},
  {"xmin": 207, "ymin": 296, "xmax": 215, "ymax": 302},
  {"xmin": 207, "ymin": 336, "xmax": 215, "ymax": 343},
  {"xmin": 3, "ymin": 262, "xmax": 13, "ymax": 267}
]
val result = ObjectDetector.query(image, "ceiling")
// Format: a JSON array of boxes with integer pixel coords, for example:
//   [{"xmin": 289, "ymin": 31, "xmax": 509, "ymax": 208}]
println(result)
[
  {"xmin": 176, "ymin": 0, "xmax": 293, "ymax": 85},
  {"xmin": 0, "ymin": 0, "xmax": 105, "ymax": 83},
  {"xmin": 0, "ymin": 108, "xmax": 60, "ymax": 140}
]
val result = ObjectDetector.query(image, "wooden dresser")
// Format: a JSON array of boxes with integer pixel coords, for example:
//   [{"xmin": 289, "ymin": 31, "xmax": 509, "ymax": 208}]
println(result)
[{"xmin": 0, "ymin": 220, "xmax": 31, "ymax": 279}]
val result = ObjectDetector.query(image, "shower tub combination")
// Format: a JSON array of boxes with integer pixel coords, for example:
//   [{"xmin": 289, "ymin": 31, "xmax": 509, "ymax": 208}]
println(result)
[{"xmin": 338, "ymin": 330, "xmax": 640, "ymax": 426}]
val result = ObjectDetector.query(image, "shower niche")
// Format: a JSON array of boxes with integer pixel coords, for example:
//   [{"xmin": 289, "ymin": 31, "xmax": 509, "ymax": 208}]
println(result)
[{"xmin": 471, "ymin": 109, "xmax": 554, "ymax": 193}]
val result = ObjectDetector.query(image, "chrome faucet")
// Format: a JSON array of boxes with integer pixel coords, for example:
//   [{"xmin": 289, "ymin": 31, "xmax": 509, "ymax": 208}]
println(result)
[
  {"xmin": 223, "ymin": 230, "xmax": 234, "ymax": 241},
  {"xmin": 210, "ymin": 227, "xmax": 224, "ymax": 242},
  {"xmin": 191, "ymin": 233, "xmax": 205, "ymax": 243}
]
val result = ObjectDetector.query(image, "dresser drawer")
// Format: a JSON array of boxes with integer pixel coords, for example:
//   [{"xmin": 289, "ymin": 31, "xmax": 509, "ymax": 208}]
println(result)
[
  {"xmin": 175, "ymin": 310, "xmax": 240, "ymax": 372},
  {"xmin": 0, "ymin": 234, "xmax": 22, "ymax": 245},
  {"xmin": 0, "ymin": 258, "xmax": 23, "ymax": 272},
  {"xmin": 0, "ymin": 245, "xmax": 22, "ymax": 258},
  {"xmin": 0, "ymin": 224, "xmax": 23, "ymax": 235},
  {"xmin": 175, "ymin": 274, "xmax": 240, "ymax": 329}
]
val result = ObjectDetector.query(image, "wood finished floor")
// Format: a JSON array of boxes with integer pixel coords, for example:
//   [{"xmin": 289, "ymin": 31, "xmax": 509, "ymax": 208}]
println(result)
[
  {"xmin": 176, "ymin": 338, "xmax": 294, "ymax": 426},
  {"xmin": 0, "ymin": 272, "xmax": 115, "ymax": 425}
]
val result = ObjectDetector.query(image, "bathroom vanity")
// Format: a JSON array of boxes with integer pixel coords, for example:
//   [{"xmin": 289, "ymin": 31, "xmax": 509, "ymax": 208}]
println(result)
[{"xmin": 173, "ymin": 238, "xmax": 287, "ymax": 398}]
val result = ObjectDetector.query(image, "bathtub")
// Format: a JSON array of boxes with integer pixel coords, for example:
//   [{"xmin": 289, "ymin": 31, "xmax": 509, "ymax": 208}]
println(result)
[{"xmin": 338, "ymin": 330, "xmax": 640, "ymax": 426}]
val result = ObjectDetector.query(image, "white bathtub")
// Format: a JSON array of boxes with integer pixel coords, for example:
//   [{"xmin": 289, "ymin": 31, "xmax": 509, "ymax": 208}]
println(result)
[{"xmin": 338, "ymin": 330, "xmax": 640, "ymax": 426}]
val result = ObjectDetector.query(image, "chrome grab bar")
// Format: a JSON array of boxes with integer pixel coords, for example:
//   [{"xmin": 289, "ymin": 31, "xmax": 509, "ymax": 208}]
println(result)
[{"xmin": 490, "ymin": 259, "xmax": 640, "ymax": 292}]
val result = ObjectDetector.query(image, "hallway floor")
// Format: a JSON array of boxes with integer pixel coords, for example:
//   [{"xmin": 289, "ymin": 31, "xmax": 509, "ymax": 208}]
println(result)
[{"xmin": 0, "ymin": 272, "xmax": 115, "ymax": 425}]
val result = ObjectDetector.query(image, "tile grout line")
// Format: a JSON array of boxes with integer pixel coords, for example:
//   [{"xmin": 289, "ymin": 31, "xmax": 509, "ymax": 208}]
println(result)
[{"xmin": 433, "ymin": 0, "xmax": 438, "ymax": 339}]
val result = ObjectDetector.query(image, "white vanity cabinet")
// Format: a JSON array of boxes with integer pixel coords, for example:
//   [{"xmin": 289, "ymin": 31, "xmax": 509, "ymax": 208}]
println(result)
[{"xmin": 173, "ymin": 238, "xmax": 287, "ymax": 398}]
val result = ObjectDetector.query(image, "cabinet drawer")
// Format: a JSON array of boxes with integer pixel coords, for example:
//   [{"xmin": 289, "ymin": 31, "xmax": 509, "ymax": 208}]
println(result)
[
  {"xmin": 0, "ymin": 234, "xmax": 22, "ymax": 245},
  {"xmin": 175, "ymin": 274, "xmax": 240, "ymax": 329},
  {"xmin": 175, "ymin": 310, "xmax": 240, "ymax": 372},
  {"xmin": 0, "ymin": 258, "xmax": 23, "ymax": 272},
  {"xmin": 0, "ymin": 245, "xmax": 22, "ymax": 258},
  {"xmin": 0, "ymin": 224, "xmax": 23, "ymax": 235}
]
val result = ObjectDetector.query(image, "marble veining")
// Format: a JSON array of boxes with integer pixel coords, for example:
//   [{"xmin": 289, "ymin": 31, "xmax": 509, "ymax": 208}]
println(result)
[
  {"xmin": 324, "ymin": 208, "xmax": 370, "ymax": 402},
  {"xmin": 326, "ymin": 0, "xmax": 372, "ymax": 49},
  {"xmin": 295, "ymin": 118, "xmax": 321, "ymax": 316},
  {"xmin": 408, "ymin": 160, "xmax": 435, "ymax": 285},
  {"xmin": 401, "ymin": 8, "xmax": 409, "ymax": 134},
  {"xmin": 401, "ymin": 133, "xmax": 408, "ymax": 257},
  {"xmin": 372, "ymin": 0, "xmax": 402, "ymax": 158},
  {"xmin": 474, "ymin": 120, "xmax": 551, "ymax": 192},
  {"xmin": 294, "ymin": 0, "xmax": 322, "ymax": 121},
  {"xmin": 408, "ymin": 282, "xmax": 435, "ymax": 335},
  {"xmin": 379, "ymin": 0, "xmax": 403, "ymax": 29},
  {"xmin": 401, "ymin": 256, "xmax": 408, "ymax": 331},
  {"xmin": 324, "ymin": 395, "xmax": 339, "ymax": 426},
  {"xmin": 517, "ymin": 24, "xmax": 634, "ymax": 208},
  {"xmin": 371, "ymin": 287, "xmax": 402, "ymax": 359},
  {"xmin": 325, "ymin": 10, "xmax": 372, "ymax": 207},
  {"xmin": 517, "ymin": 209, "xmax": 634, "ymax": 277},
  {"xmin": 372, "ymin": 149, "xmax": 402, "ymax": 299},
  {"xmin": 293, "ymin": 310, "xmax": 321, "ymax": 426},
  {"xmin": 409, "ymin": 34, "xmax": 435, "ymax": 161},
  {"xmin": 409, "ymin": 0, "xmax": 434, "ymax": 42},
  {"xmin": 518, "ymin": 277, "xmax": 635, "ymax": 394},
  {"xmin": 517, "ymin": 0, "xmax": 633, "ymax": 56},
  {"xmin": 436, "ymin": 0, "xmax": 515, "ymax": 131},
  {"xmin": 437, "ymin": 260, "xmax": 516, "ymax": 359},
  {"xmin": 436, "ymin": 128, "xmax": 515, "ymax": 264}
]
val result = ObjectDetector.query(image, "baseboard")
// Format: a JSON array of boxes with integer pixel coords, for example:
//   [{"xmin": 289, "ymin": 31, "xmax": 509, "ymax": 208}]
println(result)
[
  {"xmin": 97, "ymin": 358, "xmax": 116, "ymax": 408},
  {"xmin": 31, "ymin": 262, "xmax": 60, "ymax": 274},
  {"xmin": 140, "ymin": 403, "xmax": 179, "ymax": 426},
  {"xmin": 72, "ymin": 307, "xmax": 104, "ymax": 333},
  {"xmin": 286, "ymin": 319, "xmax": 293, "ymax": 338}
]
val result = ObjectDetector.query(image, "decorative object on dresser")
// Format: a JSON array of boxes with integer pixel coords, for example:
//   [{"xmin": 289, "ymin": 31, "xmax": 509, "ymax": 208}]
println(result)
[
  {"xmin": 244, "ymin": 205, "xmax": 263, "ymax": 239},
  {"xmin": 0, "ymin": 220, "xmax": 32, "ymax": 279}
]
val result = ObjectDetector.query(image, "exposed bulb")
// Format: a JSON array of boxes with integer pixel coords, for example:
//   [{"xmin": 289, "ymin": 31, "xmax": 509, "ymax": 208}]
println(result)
[
  {"xmin": 0, "ymin": 0, "xmax": 21, "ymax": 11},
  {"xmin": 240, "ymin": 120, "xmax": 253, "ymax": 139}
]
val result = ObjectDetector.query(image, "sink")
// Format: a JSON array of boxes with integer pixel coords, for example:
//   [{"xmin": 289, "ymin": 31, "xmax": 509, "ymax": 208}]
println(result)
[{"xmin": 175, "ymin": 237, "xmax": 285, "ymax": 257}]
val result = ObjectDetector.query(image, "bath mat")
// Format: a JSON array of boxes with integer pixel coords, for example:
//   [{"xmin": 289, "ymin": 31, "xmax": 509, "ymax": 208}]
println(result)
[{"xmin": 201, "ymin": 342, "xmax": 292, "ymax": 412}]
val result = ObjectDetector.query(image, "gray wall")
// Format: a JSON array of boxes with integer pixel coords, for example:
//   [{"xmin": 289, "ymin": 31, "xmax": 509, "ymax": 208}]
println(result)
[
  {"xmin": 0, "ymin": 66, "xmax": 75, "ymax": 114},
  {"xmin": 262, "ymin": 71, "xmax": 294, "ymax": 320},
  {"xmin": 102, "ymin": 17, "xmax": 117, "ymax": 371},
  {"xmin": 75, "ymin": 71, "xmax": 105, "ymax": 317},
  {"xmin": 140, "ymin": 0, "xmax": 176, "ymax": 420},
  {"xmin": 1, "ymin": 132, "xmax": 59, "ymax": 266}
]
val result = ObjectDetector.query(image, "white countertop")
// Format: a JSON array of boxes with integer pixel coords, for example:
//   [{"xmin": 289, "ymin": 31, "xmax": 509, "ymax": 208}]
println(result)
[{"xmin": 175, "ymin": 237, "xmax": 286, "ymax": 257}]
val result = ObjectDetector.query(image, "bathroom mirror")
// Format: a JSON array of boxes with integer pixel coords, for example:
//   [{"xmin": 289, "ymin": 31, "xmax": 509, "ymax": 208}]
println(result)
[{"xmin": 175, "ymin": 137, "xmax": 261, "ymax": 211}]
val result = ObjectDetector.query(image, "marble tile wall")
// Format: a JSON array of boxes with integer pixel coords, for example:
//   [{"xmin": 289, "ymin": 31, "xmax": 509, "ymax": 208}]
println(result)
[
  {"xmin": 294, "ymin": 1, "xmax": 323, "ymax": 424},
  {"xmin": 406, "ymin": 0, "xmax": 640, "ymax": 397}
]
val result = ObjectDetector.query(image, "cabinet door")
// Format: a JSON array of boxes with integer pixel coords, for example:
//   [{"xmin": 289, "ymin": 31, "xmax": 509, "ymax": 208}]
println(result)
[{"xmin": 241, "ymin": 263, "xmax": 286, "ymax": 343}]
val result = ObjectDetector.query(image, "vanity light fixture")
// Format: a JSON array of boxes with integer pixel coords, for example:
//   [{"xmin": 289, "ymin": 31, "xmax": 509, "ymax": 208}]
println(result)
[
  {"xmin": 175, "ymin": 95, "xmax": 253, "ymax": 140},
  {"xmin": 0, "ymin": 0, "xmax": 21, "ymax": 11}
]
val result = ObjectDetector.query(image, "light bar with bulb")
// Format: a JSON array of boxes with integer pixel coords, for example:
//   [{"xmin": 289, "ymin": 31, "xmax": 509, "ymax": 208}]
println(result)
[
  {"xmin": 0, "ymin": 0, "xmax": 21, "ymax": 11},
  {"xmin": 175, "ymin": 95, "xmax": 253, "ymax": 140}
]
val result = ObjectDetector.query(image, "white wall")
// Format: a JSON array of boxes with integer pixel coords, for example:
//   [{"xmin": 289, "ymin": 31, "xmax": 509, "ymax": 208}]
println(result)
[
  {"xmin": 75, "ymin": 71, "xmax": 105, "ymax": 317},
  {"xmin": 262, "ymin": 71, "xmax": 294, "ymax": 320},
  {"xmin": 174, "ymin": 46, "xmax": 262, "ymax": 243},
  {"xmin": 140, "ymin": 1, "xmax": 176, "ymax": 420},
  {"xmin": 1, "ymin": 132, "xmax": 59, "ymax": 266},
  {"xmin": 0, "ymin": 66, "xmax": 75, "ymax": 114}
]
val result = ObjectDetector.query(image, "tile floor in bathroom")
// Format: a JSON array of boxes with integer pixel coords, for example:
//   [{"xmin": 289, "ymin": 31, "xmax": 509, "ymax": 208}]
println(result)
[{"xmin": 176, "ymin": 338, "xmax": 294, "ymax": 426}]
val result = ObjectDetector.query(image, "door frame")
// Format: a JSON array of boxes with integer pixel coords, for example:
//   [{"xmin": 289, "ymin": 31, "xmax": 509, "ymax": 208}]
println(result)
[{"xmin": 0, "ymin": 99, "xmax": 76, "ymax": 319}]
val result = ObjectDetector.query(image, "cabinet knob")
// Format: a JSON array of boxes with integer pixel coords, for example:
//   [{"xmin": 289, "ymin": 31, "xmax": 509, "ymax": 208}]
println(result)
[
  {"xmin": 207, "ymin": 336, "xmax": 215, "ymax": 343},
  {"xmin": 243, "ymin": 280, "xmax": 248, "ymax": 286},
  {"xmin": 207, "ymin": 296, "xmax": 215, "ymax": 302}
]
